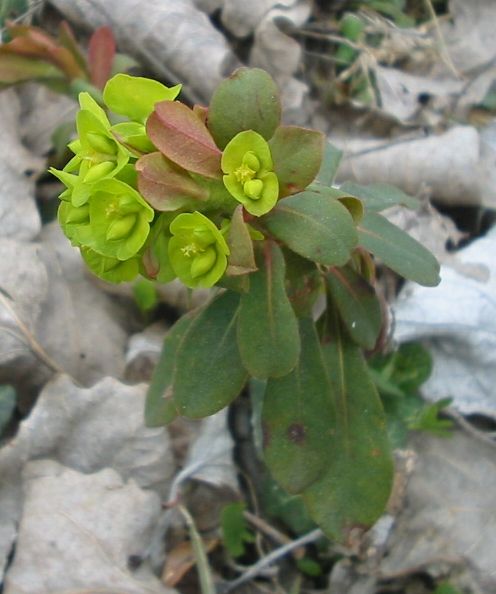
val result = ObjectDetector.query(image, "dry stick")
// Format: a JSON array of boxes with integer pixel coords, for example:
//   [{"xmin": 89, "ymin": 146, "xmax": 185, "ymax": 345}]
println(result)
[
  {"xmin": 0, "ymin": 292, "xmax": 66, "ymax": 375},
  {"xmin": 423, "ymin": 0, "xmax": 460, "ymax": 79},
  {"xmin": 243, "ymin": 510, "xmax": 305, "ymax": 560},
  {"xmin": 444, "ymin": 407, "xmax": 496, "ymax": 449},
  {"xmin": 222, "ymin": 528, "xmax": 324, "ymax": 593}
]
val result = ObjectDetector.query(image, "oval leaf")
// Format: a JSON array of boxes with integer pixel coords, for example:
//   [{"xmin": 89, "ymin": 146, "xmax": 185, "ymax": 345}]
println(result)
[
  {"xmin": 145, "ymin": 314, "xmax": 195, "ymax": 427},
  {"xmin": 226, "ymin": 206, "xmax": 257, "ymax": 276},
  {"xmin": 237, "ymin": 242, "xmax": 300, "ymax": 378},
  {"xmin": 208, "ymin": 67, "xmax": 281, "ymax": 149},
  {"xmin": 263, "ymin": 318, "xmax": 335, "ymax": 493},
  {"xmin": 315, "ymin": 141, "xmax": 342, "ymax": 186},
  {"xmin": 302, "ymin": 311, "xmax": 394, "ymax": 541},
  {"xmin": 147, "ymin": 101, "xmax": 222, "ymax": 178},
  {"xmin": 358, "ymin": 211, "xmax": 441, "ymax": 286},
  {"xmin": 269, "ymin": 126, "xmax": 325, "ymax": 197},
  {"xmin": 88, "ymin": 27, "xmax": 115, "ymax": 89},
  {"xmin": 136, "ymin": 152, "xmax": 208, "ymax": 211},
  {"xmin": 326, "ymin": 265, "xmax": 382, "ymax": 349},
  {"xmin": 173, "ymin": 292, "xmax": 248, "ymax": 418},
  {"xmin": 262, "ymin": 190, "xmax": 357, "ymax": 266},
  {"xmin": 340, "ymin": 181, "xmax": 420, "ymax": 211}
]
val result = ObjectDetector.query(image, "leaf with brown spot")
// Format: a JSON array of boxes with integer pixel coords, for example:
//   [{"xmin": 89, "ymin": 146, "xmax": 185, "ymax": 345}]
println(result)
[{"xmin": 263, "ymin": 318, "xmax": 335, "ymax": 493}]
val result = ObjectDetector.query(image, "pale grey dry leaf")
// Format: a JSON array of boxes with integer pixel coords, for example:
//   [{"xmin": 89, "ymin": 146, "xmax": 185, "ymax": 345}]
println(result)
[
  {"xmin": 192, "ymin": 0, "xmax": 223, "ymax": 14},
  {"xmin": 393, "ymin": 225, "xmax": 496, "ymax": 419},
  {"xmin": 169, "ymin": 410, "xmax": 238, "ymax": 502},
  {"xmin": 0, "ymin": 89, "xmax": 43, "ymax": 240},
  {"xmin": 0, "ymin": 239, "xmax": 48, "ymax": 373},
  {"xmin": 48, "ymin": 0, "xmax": 238, "ymax": 103},
  {"xmin": 17, "ymin": 83, "xmax": 77, "ymax": 157},
  {"xmin": 0, "ymin": 374, "xmax": 175, "ymax": 579},
  {"xmin": 4, "ymin": 460, "xmax": 176, "ymax": 594},
  {"xmin": 336, "ymin": 126, "xmax": 496, "ymax": 207},
  {"xmin": 37, "ymin": 222, "xmax": 128, "ymax": 386},
  {"xmin": 125, "ymin": 322, "xmax": 168, "ymax": 383},
  {"xmin": 380, "ymin": 432, "xmax": 496, "ymax": 592},
  {"xmin": 221, "ymin": 0, "xmax": 277, "ymax": 38},
  {"xmin": 384, "ymin": 202, "xmax": 465, "ymax": 263},
  {"xmin": 374, "ymin": 65, "xmax": 463, "ymax": 123},
  {"xmin": 441, "ymin": 0, "xmax": 496, "ymax": 73}
]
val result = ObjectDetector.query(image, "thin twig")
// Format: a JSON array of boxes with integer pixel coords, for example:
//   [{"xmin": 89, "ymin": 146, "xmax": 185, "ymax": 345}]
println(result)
[
  {"xmin": 444, "ymin": 407, "xmax": 496, "ymax": 448},
  {"xmin": 243, "ymin": 510, "xmax": 305, "ymax": 559},
  {"xmin": 423, "ymin": 0, "xmax": 460, "ymax": 78},
  {"xmin": 0, "ymin": 292, "xmax": 66, "ymax": 375},
  {"xmin": 221, "ymin": 528, "xmax": 324, "ymax": 593}
]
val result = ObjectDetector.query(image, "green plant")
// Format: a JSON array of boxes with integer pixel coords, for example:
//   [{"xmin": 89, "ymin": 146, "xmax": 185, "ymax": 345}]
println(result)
[
  {"xmin": 51, "ymin": 67, "xmax": 440, "ymax": 542},
  {"xmin": 369, "ymin": 342, "xmax": 453, "ymax": 448}
]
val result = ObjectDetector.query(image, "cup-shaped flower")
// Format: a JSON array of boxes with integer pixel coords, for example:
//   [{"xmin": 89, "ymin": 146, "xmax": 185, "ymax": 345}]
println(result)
[
  {"xmin": 80, "ymin": 178, "xmax": 154, "ymax": 261},
  {"xmin": 58, "ymin": 200, "xmax": 90, "ymax": 245},
  {"xmin": 168, "ymin": 212, "xmax": 229, "ymax": 288},
  {"xmin": 81, "ymin": 247, "xmax": 140, "ymax": 283},
  {"xmin": 221, "ymin": 130, "xmax": 279, "ymax": 217}
]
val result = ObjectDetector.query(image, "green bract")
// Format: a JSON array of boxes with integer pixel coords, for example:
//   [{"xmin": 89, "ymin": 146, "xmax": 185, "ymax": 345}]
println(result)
[
  {"xmin": 103, "ymin": 73, "xmax": 182, "ymax": 123},
  {"xmin": 76, "ymin": 178, "xmax": 154, "ymax": 260},
  {"xmin": 221, "ymin": 130, "xmax": 279, "ymax": 217},
  {"xmin": 168, "ymin": 212, "xmax": 229, "ymax": 288},
  {"xmin": 52, "ymin": 92, "xmax": 129, "ymax": 207},
  {"xmin": 81, "ymin": 247, "xmax": 140, "ymax": 283}
]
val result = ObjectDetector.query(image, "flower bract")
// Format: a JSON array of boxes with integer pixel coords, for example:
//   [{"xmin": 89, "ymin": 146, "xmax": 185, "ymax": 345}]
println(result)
[
  {"xmin": 168, "ymin": 212, "xmax": 229, "ymax": 288},
  {"xmin": 81, "ymin": 247, "xmax": 140, "ymax": 283},
  {"xmin": 221, "ymin": 130, "xmax": 279, "ymax": 217}
]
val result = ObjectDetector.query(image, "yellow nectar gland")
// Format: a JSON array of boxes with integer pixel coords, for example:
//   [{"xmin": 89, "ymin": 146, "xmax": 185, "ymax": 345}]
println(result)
[
  {"xmin": 234, "ymin": 163, "xmax": 255, "ymax": 185},
  {"xmin": 181, "ymin": 243, "xmax": 199, "ymax": 258}
]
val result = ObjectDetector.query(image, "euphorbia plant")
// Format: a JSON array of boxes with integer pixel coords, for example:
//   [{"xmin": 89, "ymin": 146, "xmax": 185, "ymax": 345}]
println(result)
[{"xmin": 51, "ymin": 67, "xmax": 440, "ymax": 542}]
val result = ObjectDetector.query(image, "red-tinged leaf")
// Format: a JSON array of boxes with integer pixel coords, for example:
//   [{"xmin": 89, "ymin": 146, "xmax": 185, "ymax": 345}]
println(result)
[
  {"xmin": 147, "ymin": 101, "xmax": 222, "ymax": 179},
  {"xmin": 5, "ymin": 23, "xmax": 83, "ymax": 79},
  {"xmin": 0, "ymin": 53, "xmax": 63, "ymax": 84},
  {"xmin": 269, "ymin": 126, "xmax": 325, "ymax": 197},
  {"xmin": 58, "ymin": 21, "xmax": 89, "ymax": 76},
  {"xmin": 136, "ymin": 152, "xmax": 208, "ymax": 211},
  {"xmin": 88, "ymin": 26, "xmax": 116, "ymax": 89}
]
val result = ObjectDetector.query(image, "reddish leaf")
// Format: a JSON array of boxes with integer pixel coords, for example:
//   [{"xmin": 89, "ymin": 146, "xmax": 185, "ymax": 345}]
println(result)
[
  {"xmin": 88, "ymin": 26, "xmax": 116, "ymax": 89},
  {"xmin": 136, "ymin": 152, "xmax": 208, "ymax": 211},
  {"xmin": 58, "ymin": 21, "xmax": 89, "ymax": 76},
  {"xmin": 5, "ymin": 23, "xmax": 83, "ymax": 79},
  {"xmin": 147, "ymin": 101, "xmax": 222, "ymax": 179}
]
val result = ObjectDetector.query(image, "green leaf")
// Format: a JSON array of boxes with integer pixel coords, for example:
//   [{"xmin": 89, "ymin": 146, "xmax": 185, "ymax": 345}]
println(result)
[
  {"xmin": 269, "ymin": 126, "xmax": 324, "ymax": 197},
  {"xmin": 263, "ymin": 318, "xmax": 335, "ymax": 493},
  {"xmin": 358, "ymin": 211, "xmax": 440, "ymax": 286},
  {"xmin": 103, "ymin": 73, "xmax": 181, "ymax": 122},
  {"xmin": 133, "ymin": 278, "xmax": 158, "ymax": 313},
  {"xmin": 0, "ymin": 53, "xmax": 63, "ymax": 84},
  {"xmin": 0, "ymin": 385, "xmax": 16, "ymax": 436},
  {"xmin": 284, "ymin": 250, "xmax": 322, "ymax": 318},
  {"xmin": 136, "ymin": 152, "xmax": 208, "ymax": 211},
  {"xmin": 262, "ymin": 190, "xmax": 357, "ymax": 266},
  {"xmin": 340, "ymin": 182, "xmax": 420, "ymax": 211},
  {"xmin": 237, "ymin": 242, "xmax": 300, "ymax": 378},
  {"xmin": 221, "ymin": 502, "xmax": 255, "ymax": 558},
  {"xmin": 147, "ymin": 101, "xmax": 222, "ymax": 179},
  {"xmin": 173, "ymin": 291, "xmax": 248, "ymax": 418},
  {"xmin": 408, "ymin": 398, "xmax": 454, "ymax": 437},
  {"xmin": 315, "ymin": 141, "xmax": 342, "ymax": 185},
  {"xmin": 208, "ymin": 67, "xmax": 281, "ymax": 149},
  {"xmin": 226, "ymin": 206, "xmax": 257, "ymax": 276},
  {"xmin": 302, "ymin": 311, "xmax": 393, "ymax": 541},
  {"xmin": 145, "ymin": 314, "xmax": 195, "ymax": 427},
  {"xmin": 326, "ymin": 265, "xmax": 382, "ymax": 349}
]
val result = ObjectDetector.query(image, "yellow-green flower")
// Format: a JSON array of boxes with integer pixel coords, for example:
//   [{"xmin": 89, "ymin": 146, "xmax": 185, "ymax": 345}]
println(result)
[
  {"xmin": 221, "ymin": 130, "xmax": 279, "ymax": 217},
  {"xmin": 81, "ymin": 247, "xmax": 140, "ymax": 283},
  {"xmin": 168, "ymin": 212, "xmax": 229, "ymax": 288}
]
